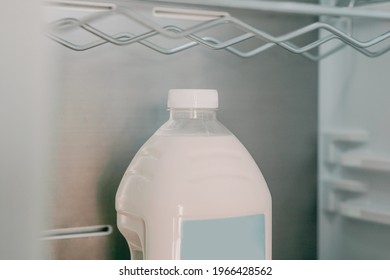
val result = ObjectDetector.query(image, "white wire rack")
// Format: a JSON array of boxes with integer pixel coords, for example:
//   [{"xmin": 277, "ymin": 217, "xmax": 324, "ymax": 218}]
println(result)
[{"xmin": 46, "ymin": 0, "xmax": 390, "ymax": 60}]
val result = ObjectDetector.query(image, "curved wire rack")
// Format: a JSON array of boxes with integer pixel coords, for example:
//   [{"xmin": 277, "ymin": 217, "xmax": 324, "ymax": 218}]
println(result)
[{"xmin": 46, "ymin": 0, "xmax": 390, "ymax": 61}]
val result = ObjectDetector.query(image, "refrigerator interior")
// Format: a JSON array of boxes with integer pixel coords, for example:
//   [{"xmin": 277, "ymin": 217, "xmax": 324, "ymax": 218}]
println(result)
[
  {"xmin": 44, "ymin": 0, "xmax": 318, "ymax": 259},
  {"xmin": 0, "ymin": 0, "xmax": 389, "ymax": 259}
]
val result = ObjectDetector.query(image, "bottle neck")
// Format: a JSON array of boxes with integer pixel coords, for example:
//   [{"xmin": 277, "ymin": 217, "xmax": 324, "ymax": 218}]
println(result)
[
  {"xmin": 169, "ymin": 109, "xmax": 217, "ymax": 120},
  {"xmin": 157, "ymin": 108, "xmax": 230, "ymax": 136}
]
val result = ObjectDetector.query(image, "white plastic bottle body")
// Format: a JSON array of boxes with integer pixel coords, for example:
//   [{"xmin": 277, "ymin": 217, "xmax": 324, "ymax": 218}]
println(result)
[
  {"xmin": 116, "ymin": 134, "xmax": 272, "ymax": 259},
  {"xmin": 116, "ymin": 89, "xmax": 272, "ymax": 260}
]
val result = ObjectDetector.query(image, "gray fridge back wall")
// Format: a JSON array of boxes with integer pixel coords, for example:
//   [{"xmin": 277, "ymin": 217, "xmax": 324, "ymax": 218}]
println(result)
[{"xmin": 47, "ymin": 6, "xmax": 317, "ymax": 259}]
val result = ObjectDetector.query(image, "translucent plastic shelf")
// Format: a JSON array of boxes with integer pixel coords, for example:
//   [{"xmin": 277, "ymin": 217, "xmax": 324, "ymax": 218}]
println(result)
[
  {"xmin": 323, "ymin": 130, "xmax": 369, "ymax": 163},
  {"xmin": 323, "ymin": 130, "xmax": 369, "ymax": 143},
  {"xmin": 340, "ymin": 154, "xmax": 390, "ymax": 172},
  {"xmin": 322, "ymin": 178, "xmax": 366, "ymax": 212},
  {"xmin": 323, "ymin": 178, "xmax": 367, "ymax": 193},
  {"xmin": 339, "ymin": 199, "xmax": 390, "ymax": 226},
  {"xmin": 45, "ymin": 0, "xmax": 390, "ymax": 61}
]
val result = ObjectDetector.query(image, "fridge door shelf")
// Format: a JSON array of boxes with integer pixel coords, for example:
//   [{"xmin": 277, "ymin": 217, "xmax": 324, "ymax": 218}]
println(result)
[
  {"xmin": 323, "ymin": 130, "xmax": 369, "ymax": 164},
  {"xmin": 339, "ymin": 199, "xmax": 390, "ymax": 226},
  {"xmin": 323, "ymin": 178, "xmax": 367, "ymax": 193},
  {"xmin": 45, "ymin": 0, "xmax": 390, "ymax": 60},
  {"xmin": 323, "ymin": 130, "xmax": 369, "ymax": 143},
  {"xmin": 340, "ymin": 154, "xmax": 390, "ymax": 172},
  {"xmin": 322, "ymin": 178, "xmax": 367, "ymax": 213}
]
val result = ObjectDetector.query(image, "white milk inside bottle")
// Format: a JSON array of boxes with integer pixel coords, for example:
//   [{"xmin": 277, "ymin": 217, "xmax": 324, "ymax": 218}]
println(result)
[{"xmin": 116, "ymin": 89, "xmax": 272, "ymax": 259}]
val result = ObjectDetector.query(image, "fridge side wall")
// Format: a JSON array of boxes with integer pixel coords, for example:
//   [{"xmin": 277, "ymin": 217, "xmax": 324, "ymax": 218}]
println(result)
[
  {"xmin": 0, "ymin": 0, "xmax": 50, "ymax": 259},
  {"xmin": 319, "ymin": 10, "xmax": 390, "ymax": 259}
]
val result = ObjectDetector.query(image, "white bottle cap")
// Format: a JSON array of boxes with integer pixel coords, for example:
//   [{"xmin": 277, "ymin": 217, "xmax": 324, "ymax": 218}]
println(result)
[{"xmin": 168, "ymin": 89, "xmax": 218, "ymax": 109}]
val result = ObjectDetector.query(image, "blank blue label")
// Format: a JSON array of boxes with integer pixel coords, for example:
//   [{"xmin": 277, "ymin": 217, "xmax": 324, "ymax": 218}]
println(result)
[{"xmin": 180, "ymin": 214, "xmax": 265, "ymax": 260}]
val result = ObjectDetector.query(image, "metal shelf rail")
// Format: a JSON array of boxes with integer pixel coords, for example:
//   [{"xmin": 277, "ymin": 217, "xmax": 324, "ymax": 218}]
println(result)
[{"xmin": 46, "ymin": 0, "xmax": 390, "ymax": 60}]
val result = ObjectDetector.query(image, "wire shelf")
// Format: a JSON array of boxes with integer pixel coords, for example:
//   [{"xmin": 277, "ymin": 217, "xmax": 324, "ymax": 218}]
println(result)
[{"xmin": 46, "ymin": 0, "xmax": 390, "ymax": 61}]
